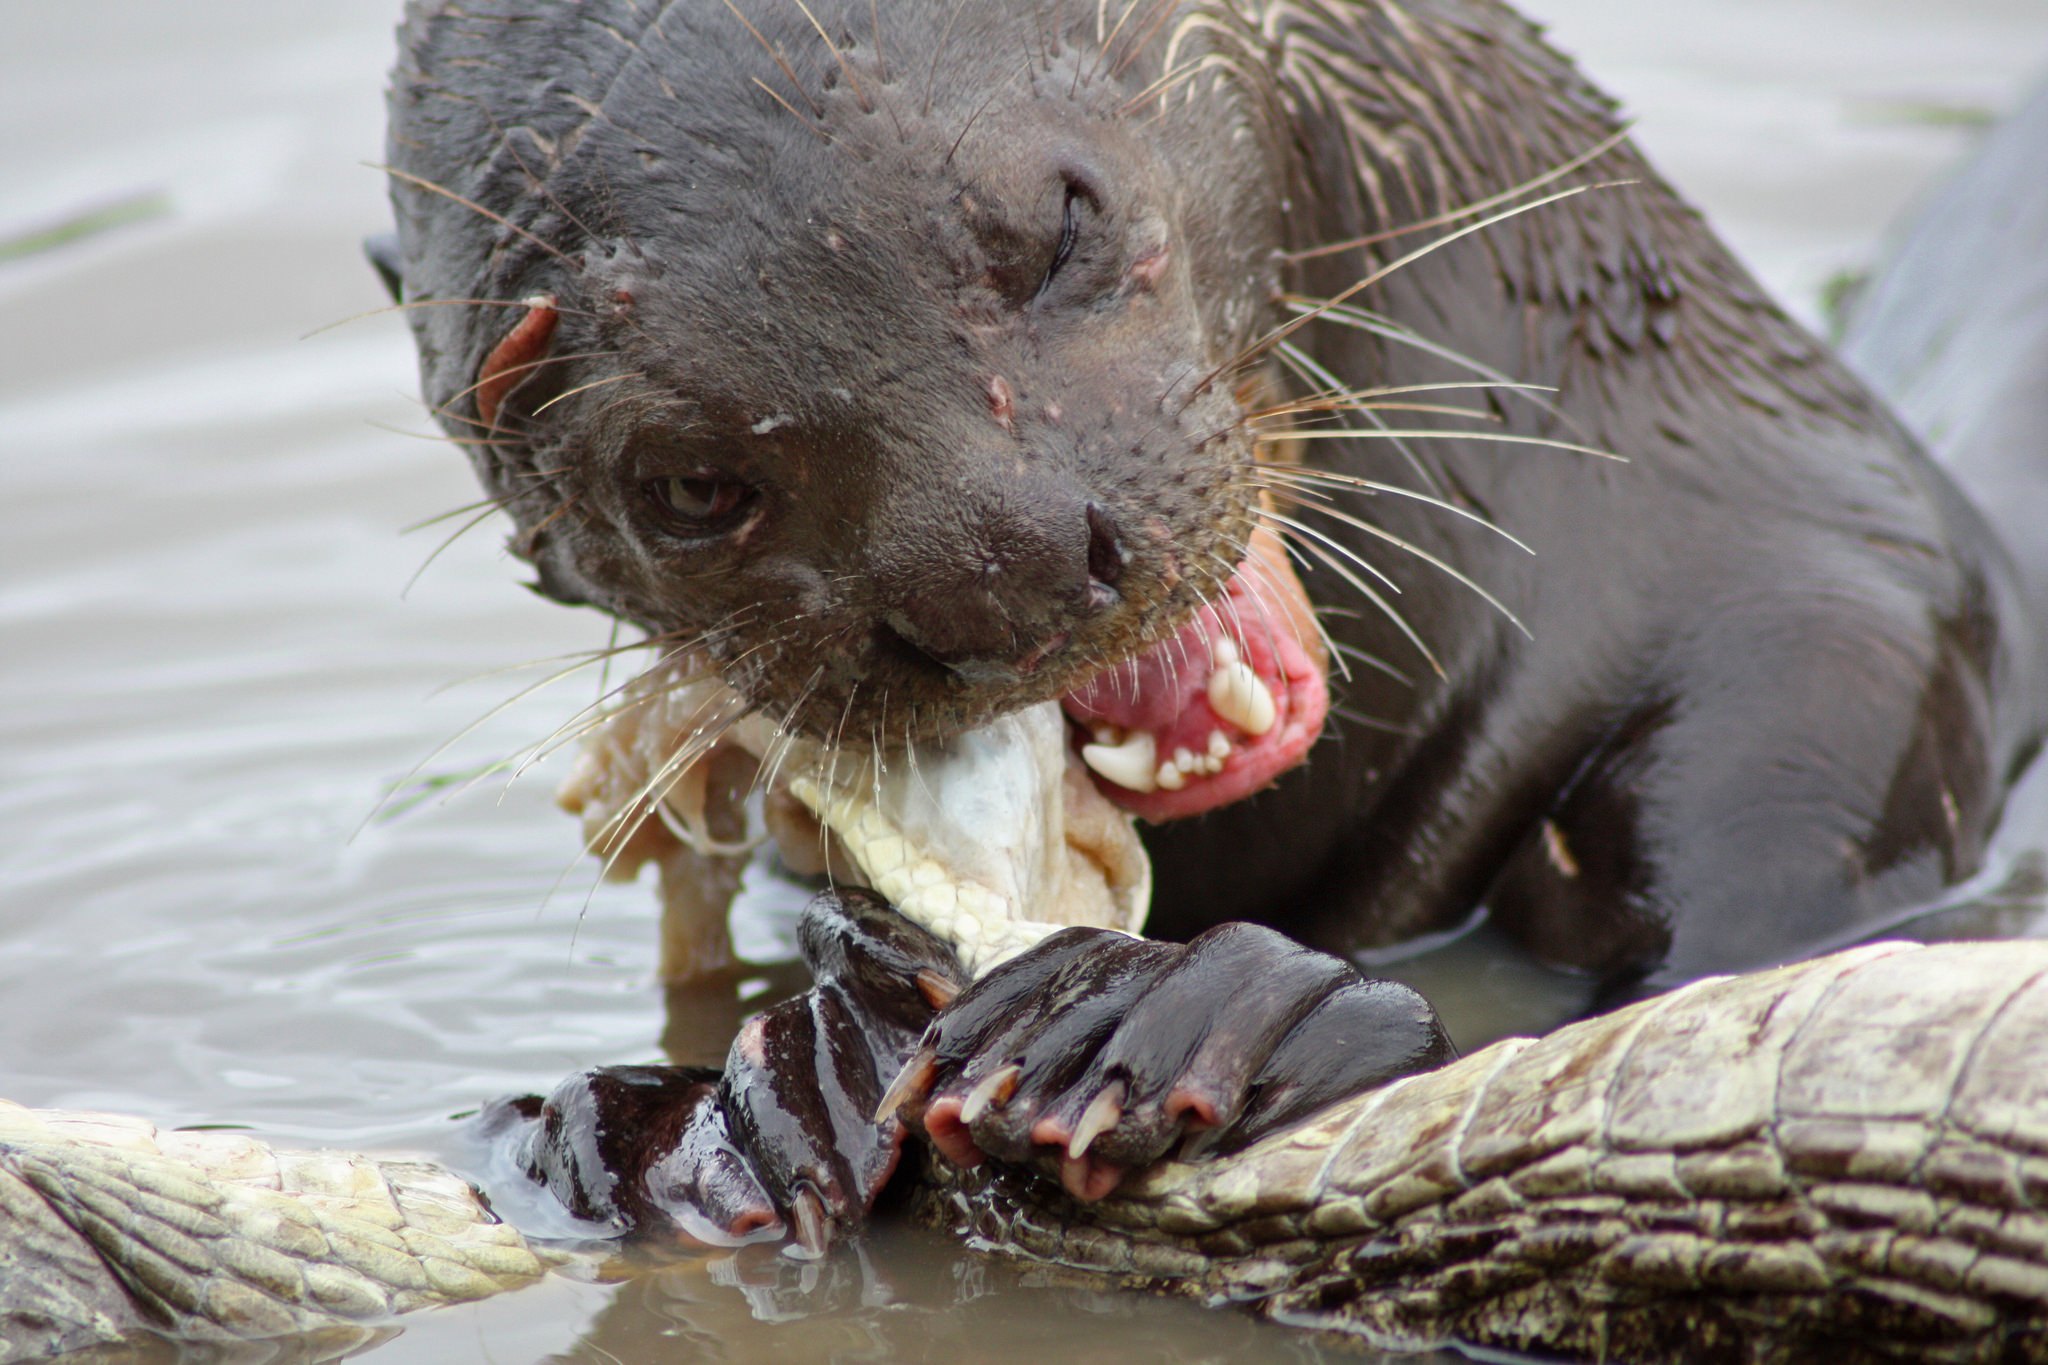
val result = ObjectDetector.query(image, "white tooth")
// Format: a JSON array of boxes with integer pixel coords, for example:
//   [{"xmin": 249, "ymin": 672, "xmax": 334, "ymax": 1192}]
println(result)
[
  {"xmin": 1207, "ymin": 730, "xmax": 1231, "ymax": 760},
  {"xmin": 1092, "ymin": 724, "xmax": 1124, "ymax": 746},
  {"xmin": 1081, "ymin": 731, "xmax": 1158, "ymax": 792},
  {"xmin": 1154, "ymin": 761, "xmax": 1187, "ymax": 791},
  {"xmin": 1211, "ymin": 637, "xmax": 1240, "ymax": 669},
  {"xmin": 1208, "ymin": 660, "xmax": 1278, "ymax": 737},
  {"xmin": 1174, "ymin": 747, "xmax": 1196, "ymax": 773}
]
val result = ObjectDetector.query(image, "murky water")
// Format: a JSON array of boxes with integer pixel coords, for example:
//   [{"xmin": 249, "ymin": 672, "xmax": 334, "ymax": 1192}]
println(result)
[{"xmin": 3, "ymin": 2, "xmax": 2046, "ymax": 1360}]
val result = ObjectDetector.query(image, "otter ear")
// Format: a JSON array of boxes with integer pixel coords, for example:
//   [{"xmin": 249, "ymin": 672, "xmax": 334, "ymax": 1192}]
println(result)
[
  {"xmin": 362, "ymin": 231, "xmax": 405, "ymax": 302},
  {"xmin": 473, "ymin": 296, "xmax": 561, "ymax": 429}
]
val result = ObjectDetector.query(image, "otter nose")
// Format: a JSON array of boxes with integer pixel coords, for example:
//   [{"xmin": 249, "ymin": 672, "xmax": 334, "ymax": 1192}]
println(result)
[{"xmin": 880, "ymin": 498, "xmax": 1125, "ymax": 679}]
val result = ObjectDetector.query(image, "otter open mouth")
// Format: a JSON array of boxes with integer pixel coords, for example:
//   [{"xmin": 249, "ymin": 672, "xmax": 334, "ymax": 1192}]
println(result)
[{"xmin": 1061, "ymin": 527, "xmax": 1329, "ymax": 822}]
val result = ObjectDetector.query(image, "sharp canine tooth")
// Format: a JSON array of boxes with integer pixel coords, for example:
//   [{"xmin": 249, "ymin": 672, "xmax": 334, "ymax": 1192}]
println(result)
[
  {"xmin": 1081, "ymin": 731, "xmax": 1158, "ymax": 792},
  {"xmin": 1154, "ymin": 762, "xmax": 1186, "ymax": 791},
  {"xmin": 1208, "ymin": 660, "xmax": 1279, "ymax": 737}
]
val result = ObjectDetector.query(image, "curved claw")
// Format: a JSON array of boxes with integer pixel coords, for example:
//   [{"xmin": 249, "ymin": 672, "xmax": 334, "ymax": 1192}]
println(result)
[
  {"xmin": 874, "ymin": 1046, "xmax": 938, "ymax": 1125},
  {"xmin": 1068, "ymin": 1080, "xmax": 1125, "ymax": 1160},
  {"xmin": 787, "ymin": 1183, "xmax": 833, "ymax": 1260},
  {"xmin": 960, "ymin": 1063, "xmax": 1022, "ymax": 1125}
]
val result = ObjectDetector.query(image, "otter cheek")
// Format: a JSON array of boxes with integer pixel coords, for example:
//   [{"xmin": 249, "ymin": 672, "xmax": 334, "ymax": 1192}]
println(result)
[{"xmin": 1062, "ymin": 526, "xmax": 1329, "ymax": 820}]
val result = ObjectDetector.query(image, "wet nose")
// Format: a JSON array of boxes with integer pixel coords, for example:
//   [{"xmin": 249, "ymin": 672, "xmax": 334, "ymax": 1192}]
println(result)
[{"xmin": 881, "ymin": 498, "xmax": 1125, "ymax": 678}]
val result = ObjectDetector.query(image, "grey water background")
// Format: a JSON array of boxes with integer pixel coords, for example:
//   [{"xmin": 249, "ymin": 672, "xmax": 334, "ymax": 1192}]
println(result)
[{"xmin": 3, "ymin": 1, "xmax": 2046, "ymax": 1360}]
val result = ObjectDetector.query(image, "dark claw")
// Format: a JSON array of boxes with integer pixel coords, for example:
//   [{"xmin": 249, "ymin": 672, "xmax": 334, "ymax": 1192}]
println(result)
[{"xmin": 873, "ymin": 1046, "xmax": 938, "ymax": 1125}]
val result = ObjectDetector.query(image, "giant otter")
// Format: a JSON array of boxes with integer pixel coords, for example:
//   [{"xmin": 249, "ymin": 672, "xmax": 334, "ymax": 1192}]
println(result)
[{"xmin": 382, "ymin": 0, "xmax": 2045, "ymax": 1238}]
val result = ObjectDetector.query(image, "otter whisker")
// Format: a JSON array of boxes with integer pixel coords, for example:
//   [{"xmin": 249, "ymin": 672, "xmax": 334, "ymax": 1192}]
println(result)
[
  {"xmin": 1106, "ymin": 0, "xmax": 1182, "ymax": 80},
  {"xmin": 1258, "ymin": 509, "xmax": 1400, "ymax": 594},
  {"xmin": 508, "ymin": 644, "xmax": 728, "ymax": 782},
  {"xmin": 445, "ymin": 349, "xmax": 623, "ymax": 413},
  {"xmin": 374, "ymin": 164, "xmax": 576, "ymax": 266},
  {"xmin": 400, "ymin": 495, "xmax": 516, "ymax": 535},
  {"xmin": 1272, "ymin": 490, "xmax": 1532, "ymax": 639},
  {"xmin": 356, "ymin": 644, "xmax": 650, "ymax": 838},
  {"xmin": 1284, "ymin": 127, "xmax": 1634, "ymax": 263},
  {"xmin": 787, "ymin": 0, "xmax": 873, "ymax": 113},
  {"xmin": 487, "ymin": 639, "xmax": 725, "ymax": 791},
  {"xmin": 300, "ymin": 296, "xmax": 597, "ymax": 342},
  {"xmin": 516, "ymin": 495, "xmax": 587, "ymax": 558},
  {"xmin": 1278, "ymin": 300, "xmax": 1577, "ymax": 431},
  {"xmin": 533, "ymin": 371, "xmax": 647, "ymax": 417},
  {"xmin": 1331, "ymin": 704, "xmax": 1424, "ymax": 738},
  {"xmin": 562, "ymin": 693, "xmax": 751, "ymax": 925},
  {"xmin": 401, "ymin": 503, "xmax": 512, "ymax": 599},
  {"xmin": 1125, "ymin": 56, "xmax": 1227, "ymax": 119},
  {"xmin": 1210, "ymin": 511, "xmax": 1343, "ymax": 682},
  {"xmin": 596, "ymin": 616, "xmax": 624, "ymax": 705},
  {"xmin": 1261, "ymin": 400, "xmax": 1501, "ymax": 425},
  {"xmin": 1328, "ymin": 638, "xmax": 1415, "ymax": 689},
  {"xmin": 1275, "ymin": 339, "xmax": 1441, "ymax": 494},
  {"xmin": 398, "ymin": 472, "xmax": 566, "ymax": 534},
  {"xmin": 1280, "ymin": 426, "xmax": 1622, "ymax": 461},
  {"xmin": 1091, "ymin": 0, "xmax": 1148, "ymax": 72},
  {"xmin": 368, "ymin": 422, "xmax": 524, "ymax": 450},
  {"xmin": 1255, "ymin": 464, "xmax": 1534, "ymax": 553},
  {"xmin": 583, "ymin": 680, "xmax": 751, "ymax": 847},
  {"xmin": 750, "ymin": 77, "xmax": 832, "ymax": 140},
  {"xmin": 411, "ymin": 392, "xmax": 530, "ymax": 442},
  {"xmin": 719, "ymin": 0, "xmax": 827, "ymax": 118},
  {"xmin": 1206, "ymin": 545, "xmax": 1310, "ymax": 686},
  {"xmin": 755, "ymin": 664, "xmax": 829, "ymax": 802},
  {"xmin": 944, "ymin": 60, "xmax": 1031, "ymax": 170},
  {"xmin": 1259, "ymin": 510, "xmax": 1444, "ymax": 677},
  {"xmin": 1204, "ymin": 181, "xmax": 1630, "ymax": 396},
  {"xmin": 1246, "ymin": 379, "xmax": 1555, "ymax": 422},
  {"xmin": 818, "ymin": 680, "xmax": 864, "ymax": 885},
  {"xmin": 924, "ymin": 0, "xmax": 971, "ymax": 118}
]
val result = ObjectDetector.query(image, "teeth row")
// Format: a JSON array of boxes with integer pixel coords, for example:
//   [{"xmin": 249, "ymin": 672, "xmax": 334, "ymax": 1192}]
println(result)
[{"xmin": 1082, "ymin": 727, "xmax": 1233, "ymax": 794}]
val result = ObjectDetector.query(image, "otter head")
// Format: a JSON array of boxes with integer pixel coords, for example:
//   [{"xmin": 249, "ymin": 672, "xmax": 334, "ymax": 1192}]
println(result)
[{"xmin": 388, "ymin": 0, "xmax": 1325, "ymax": 819}]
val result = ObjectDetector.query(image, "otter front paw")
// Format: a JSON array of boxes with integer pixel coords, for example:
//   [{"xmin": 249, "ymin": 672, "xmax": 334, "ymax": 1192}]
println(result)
[
  {"xmin": 881, "ymin": 923, "xmax": 1456, "ymax": 1202},
  {"xmin": 487, "ymin": 1064, "xmax": 786, "ymax": 1244},
  {"xmin": 487, "ymin": 889, "xmax": 968, "ymax": 1254}
]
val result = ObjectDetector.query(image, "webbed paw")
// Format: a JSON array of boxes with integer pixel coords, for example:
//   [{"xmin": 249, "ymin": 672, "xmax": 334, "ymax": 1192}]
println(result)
[
  {"xmin": 882, "ymin": 922, "xmax": 1456, "ymax": 1201},
  {"xmin": 489, "ymin": 889, "xmax": 966, "ymax": 1254}
]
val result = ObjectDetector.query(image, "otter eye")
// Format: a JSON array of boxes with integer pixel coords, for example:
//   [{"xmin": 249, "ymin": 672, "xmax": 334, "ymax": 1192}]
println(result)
[
  {"xmin": 1038, "ymin": 185, "xmax": 1083, "ymax": 298},
  {"xmin": 646, "ymin": 474, "xmax": 754, "ymax": 531}
]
